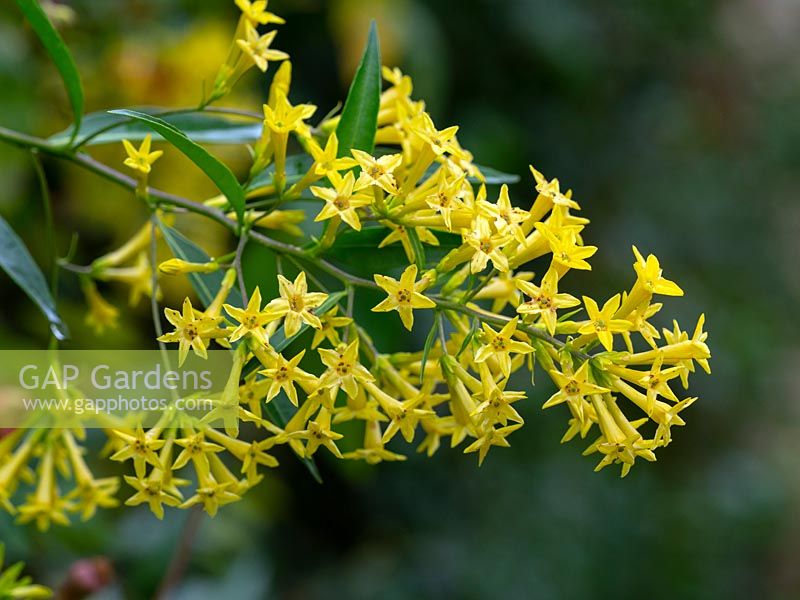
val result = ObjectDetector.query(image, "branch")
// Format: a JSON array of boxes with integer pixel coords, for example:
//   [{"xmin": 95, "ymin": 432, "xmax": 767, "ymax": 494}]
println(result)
[{"xmin": 0, "ymin": 123, "xmax": 586, "ymax": 358}]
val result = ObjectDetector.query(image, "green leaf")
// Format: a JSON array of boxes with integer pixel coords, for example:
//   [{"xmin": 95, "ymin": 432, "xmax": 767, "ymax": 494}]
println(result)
[
  {"xmin": 0, "ymin": 215, "xmax": 67, "ymax": 340},
  {"xmin": 477, "ymin": 165, "xmax": 521, "ymax": 185},
  {"xmin": 324, "ymin": 226, "xmax": 461, "ymax": 279},
  {"xmin": 335, "ymin": 21, "xmax": 381, "ymax": 156},
  {"xmin": 420, "ymin": 312, "xmax": 440, "ymax": 385},
  {"xmin": 157, "ymin": 221, "xmax": 243, "ymax": 309},
  {"xmin": 16, "ymin": 0, "xmax": 83, "ymax": 145},
  {"xmin": 406, "ymin": 227, "xmax": 427, "ymax": 271},
  {"xmin": 456, "ymin": 317, "xmax": 478, "ymax": 358},
  {"xmin": 110, "ymin": 109, "xmax": 246, "ymax": 224},
  {"xmin": 49, "ymin": 110, "xmax": 262, "ymax": 148}
]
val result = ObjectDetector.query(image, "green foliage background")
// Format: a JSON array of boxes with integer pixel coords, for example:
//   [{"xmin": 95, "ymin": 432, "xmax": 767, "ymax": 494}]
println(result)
[{"xmin": 0, "ymin": 0, "xmax": 796, "ymax": 598}]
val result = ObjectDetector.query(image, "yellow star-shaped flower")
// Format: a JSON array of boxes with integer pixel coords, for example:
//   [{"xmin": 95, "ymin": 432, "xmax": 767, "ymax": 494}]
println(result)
[
  {"xmin": 372, "ymin": 264, "xmax": 436, "ymax": 330},
  {"xmin": 473, "ymin": 317, "xmax": 534, "ymax": 378},
  {"xmin": 516, "ymin": 267, "xmax": 580, "ymax": 335},
  {"xmin": 224, "ymin": 287, "xmax": 282, "ymax": 347},
  {"xmin": 265, "ymin": 271, "xmax": 328, "ymax": 337},
  {"xmin": 577, "ymin": 295, "xmax": 633, "ymax": 351},
  {"xmin": 310, "ymin": 171, "xmax": 372, "ymax": 231},
  {"xmin": 122, "ymin": 134, "xmax": 162, "ymax": 175}
]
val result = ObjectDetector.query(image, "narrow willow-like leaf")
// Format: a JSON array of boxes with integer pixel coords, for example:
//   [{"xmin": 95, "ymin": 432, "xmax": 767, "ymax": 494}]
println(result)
[
  {"xmin": 157, "ymin": 222, "xmax": 243, "ymax": 309},
  {"xmin": 16, "ymin": 0, "xmax": 83, "ymax": 145},
  {"xmin": 335, "ymin": 21, "xmax": 381, "ymax": 156},
  {"xmin": 110, "ymin": 109, "xmax": 246, "ymax": 223},
  {"xmin": 406, "ymin": 227, "xmax": 426, "ymax": 271},
  {"xmin": 49, "ymin": 110, "xmax": 262, "ymax": 148},
  {"xmin": 476, "ymin": 165, "xmax": 521, "ymax": 185},
  {"xmin": 0, "ymin": 215, "xmax": 67, "ymax": 340},
  {"xmin": 420, "ymin": 312, "xmax": 440, "ymax": 385},
  {"xmin": 456, "ymin": 317, "xmax": 479, "ymax": 358},
  {"xmin": 421, "ymin": 162, "xmax": 520, "ymax": 185}
]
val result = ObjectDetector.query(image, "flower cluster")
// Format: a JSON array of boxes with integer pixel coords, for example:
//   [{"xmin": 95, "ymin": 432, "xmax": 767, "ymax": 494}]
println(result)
[{"xmin": 1, "ymin": 0, "xmax": 711, "ymax": 527}]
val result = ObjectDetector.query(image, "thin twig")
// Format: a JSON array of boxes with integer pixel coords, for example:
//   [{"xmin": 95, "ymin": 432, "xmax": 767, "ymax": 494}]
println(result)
[
  {"xmin": 150, "ymin": 216, "xmax": 168, "ymax": 354},
  {"xmin": 233, "ymin": 231, "xmax": 249, "ymax": 304},
  {"xmin": 154, "ymin": 505, "xmax": 204, "ymax": 600},
  {"xmin": 0, "ymin": 124, "xmax": 589, "ymax": 359}
]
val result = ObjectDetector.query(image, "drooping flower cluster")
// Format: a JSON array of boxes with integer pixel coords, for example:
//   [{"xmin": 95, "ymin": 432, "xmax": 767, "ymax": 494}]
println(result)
[{"xmin": 1, "ymin": 0, "xmax": 711, "ymax": 528}]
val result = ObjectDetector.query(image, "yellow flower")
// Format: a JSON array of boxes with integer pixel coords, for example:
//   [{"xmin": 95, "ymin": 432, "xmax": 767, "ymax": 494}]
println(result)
[
  {"xmin": 310, "ymin": 171, "xmax": 373, "ymax": 231},
  {"xmin": 63, "ymin": 431, "xmax": 120, "ymax": 520},
  {"xmin": 474, "ymin": 317, "xmax": 534, "ymax": 378},
  {"xmin": 425, "ymin": 172, "xmax": 466, "ymax": 231},
  {"xmin": 478, "ymin": 184, "xmax": 527, "ymax": 243},
  {"xmin": 158, "ymin": 298, "xmax": 228, "ymax": 366},
  {"xmin": 265, "ymin": 271, "xmax": 328, "ymax": 337},
  {"xmin": 544, "ymin": 361, "xmax": 608, "ymax": 425},
  {"xmin": 529, "ymin": 166, "xmax": 581, "ymax": 211},
  {"xmin": 577, "ymin": 295, "xmax": 632, "ymax": 351},
  {"xmin": 172, "ymin": 432, "xmax": 224, "ymax": 471},
  {"xmin": 82, "ymin": 279, "xmax": 119, "ymax": 335},
  {"xmin": 465, "ymin": 217, "xmax": 512, "ymax": 273},
  {"xmin": 363, "ymin": 382, "xmax": 432, "ymax": 443},
  {"xmin": 96, "ymin": 252, "xmax": 157, "ymax": 306},
  {"xmin": 471, "ymin": 366, "xmax": 525, "ymax": 428},
  {"xmin": 262, "ymin": 90, "xmax": 316, "ymax": 136},
  {"xmin": 224, "ymin": 286, "xmax": 281, "ymax": 347},
  {"xmin": 372, "ymin": 264, "xmax": 436, "ymax": 330},
  {"xmin": 308, "ymin": 132, "xmax": 358, "ymax": 177},
  {"xmin": 122, "ymin": 134, "xmax": 162, "ymax": 175},
  {"xmin": 235, "ymin": 0, "xmax": 285, "ymax": 25},
  {"xmin": 515, "ymin": 267, "xmax": 580, "ymax": 335},
  {"xmin": 123, "ymin": 475, "xmax": 181, "ymax": 520},
  {"xmin": 536, "ymin": 222, "xmax": 597, "ymax": 271},
  {"xmin": 632, "ymin": 246, "xmax": 683, "ymax": 296},
  {"xmin": 472, "ymin": 270, "xmax": 533, "ymax": 313},
  {"xmin": 259, "ymin": 350, "xmax": 317, "ymax": 406},
  {"xmin": 463, "ymin": 423, "xmax": 522, "ymax": 466},
  {"xmin": 16, "ymin": 445, "xmax": 72, "ymax": 531},
  {"xmin": 318, "ymin": 340, "xmax": 375, "ymax": 399},
  {"xmin": 110, "ymin": 427, "xmax": 165, "ymax": 480},
  {"xmin": 617, "ymin": 246, "xmax": 684, "ymax": 316},
  {"xmin": 180, "ymin": 480, "xmax": 240, "ymax": 517},
  {"xmin": 379, "ymin": 222, "xmax": 440, "ymax": 263},
  {"xmin": 351, "ymin": 149, "xmax": 402, "ymax": 194},
  {"xmin": 302, "ymin": 407, "xmax": 344, "ymax": 458},
  {"xmin": 633, "ymin": 353, "xmax": 682, "ymax": 412},
  {"xmin": 342, "ymin": 420, "xmax": 406, "ymax": 464},
  {"xmin": 410, "ymin": 112, "xmax": 459, "ymax": 157},
  {"xmin": 235, "ymin": 23, "xmax": 288, "ymax": 72},
  {"xmin": 545, "ymin": 361, "xmax": 608, "ymax": 407},
  {"xmin": 158, "ymin": 258, "xmax": 220, "ymax": 276},
  {"xmin": 311, "ymin": 306, "xmax": 352, "ymax": 349},
  {"xmin": 620, "ymin": 299, "xmax": 662, "ymax": 352}
]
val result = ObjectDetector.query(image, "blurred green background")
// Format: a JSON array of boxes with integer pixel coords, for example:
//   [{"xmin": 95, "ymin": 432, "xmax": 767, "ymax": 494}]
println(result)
[{"xmin": 0, "ymin": 0, "xmax": 796, "ymax": 598}]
